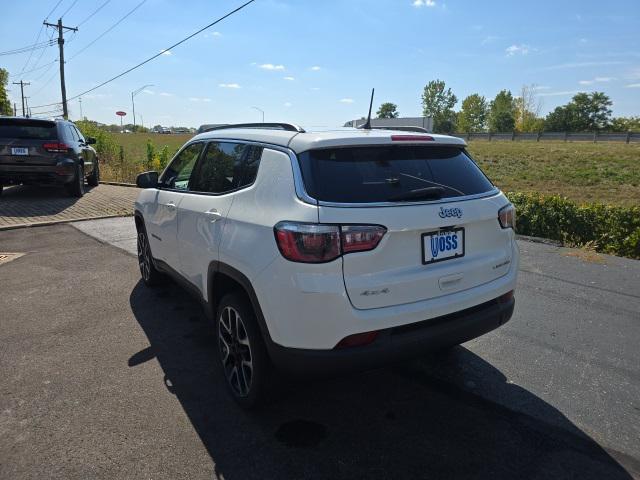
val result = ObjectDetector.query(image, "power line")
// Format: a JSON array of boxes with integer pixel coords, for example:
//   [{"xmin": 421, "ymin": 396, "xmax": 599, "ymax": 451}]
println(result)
[
  {"xmin": 17, "ymin": 0, "xmax": 65, "ymax": 77},
  {"xmin": 25, "ymin": 29, "xmax": 57, "ymax": 78},
  {"xmin": 19, "ymin": 59, "xmax": 58, "ymax": 76},
  {"xmin": 30, "ymin": 0, "xmax": 257, "ymax": 110},
  {"xmin": 68, "ymin": 0, "xmax": 146, "ymax": 61},
  {"xmin": 0, "ymin": 40, "xmax": 56, "ymax": 57},
  {"xmin": 60, "ymin": 0, "xmax": 80, "ymax": 19},
  {"xmin": 77, "ymin": 0, "xmax": 112, "ymax": 26}
]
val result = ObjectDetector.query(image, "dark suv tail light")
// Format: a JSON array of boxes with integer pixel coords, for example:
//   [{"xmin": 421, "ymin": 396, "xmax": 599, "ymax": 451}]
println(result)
[
  {"xmin": 43, "ymin": 142, "xmax": 69, "ymax": 153},
  {"xmin": 274, "ymin": 222, "xmax": 386, "ymax": 263}
]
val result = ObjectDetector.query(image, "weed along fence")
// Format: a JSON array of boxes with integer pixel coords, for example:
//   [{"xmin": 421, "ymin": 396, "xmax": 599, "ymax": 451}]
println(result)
[{"xmin": 451, "ymin": 131, "xmax": 640, "ymax": 143}]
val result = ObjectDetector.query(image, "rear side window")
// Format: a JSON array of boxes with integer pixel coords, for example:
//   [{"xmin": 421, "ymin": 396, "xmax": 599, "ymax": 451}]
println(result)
[
  {"xmin": 298, "ymin": 145, "xmax": 494, "ymax": 203},
  {"xmin": 0, "ymin": 119, "xmax": 57, "ymax": 140},
  {"xmin": 160, "ymin": 142, "xmax": 203, "ymax": 190},
  {"xmin": 66, "ymin": 125, "xmax": 79, "ymax": 142},
  {"xmin": 190, "ymin": 142, "xmax": 262, "ymax": 194}
]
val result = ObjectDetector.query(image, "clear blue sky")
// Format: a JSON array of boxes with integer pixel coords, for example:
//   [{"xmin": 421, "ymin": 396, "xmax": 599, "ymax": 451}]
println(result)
[{"xmin": 3, "ymin": 0, "xmax": 639, "ymax": 128}]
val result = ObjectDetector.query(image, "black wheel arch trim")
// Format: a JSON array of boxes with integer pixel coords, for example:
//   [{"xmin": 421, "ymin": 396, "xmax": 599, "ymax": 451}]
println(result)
[{"xmin": 207, "ymin": 261, "xmax": 274, "ymax": 346}]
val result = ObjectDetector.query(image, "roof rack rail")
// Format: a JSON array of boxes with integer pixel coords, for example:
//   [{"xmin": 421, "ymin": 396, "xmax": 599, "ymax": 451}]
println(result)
[{"xmin": 203, "ymin": 122, "xmax": 306, "ymax": 133}]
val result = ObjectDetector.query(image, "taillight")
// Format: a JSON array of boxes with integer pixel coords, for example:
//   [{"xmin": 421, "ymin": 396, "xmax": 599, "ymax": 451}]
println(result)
[
  {"xmin": 274, "ymin": 222, "xmax": 387, "ymax": 263},
  {"xmin": 274, "ymin": 222, "xmax": 341, "ymax": 263},
  {"xmin": 498, "ymin": 204, "xmax": 516, "ymax": 229},
  {"xmin": 43, "ymin": 142, "xmax": 69, "ymax": 153},
  {"xmin": 340, "ymin": 225, "xmax": 386, "ymax": 253},
  {"xmin": 391, "ymin": 135, "xmax": 434, "ymax": 142}
]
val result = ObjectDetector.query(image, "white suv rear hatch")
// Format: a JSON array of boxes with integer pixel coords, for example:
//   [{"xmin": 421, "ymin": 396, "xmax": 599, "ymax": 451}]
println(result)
[{"xmin": 298, "ymin": 143, "xmax": 514, "ymax": 310}]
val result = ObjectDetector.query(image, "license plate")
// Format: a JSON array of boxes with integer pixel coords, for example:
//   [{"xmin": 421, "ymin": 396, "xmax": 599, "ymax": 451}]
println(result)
[
  {"xmin": 11, "ymin": 147, "xmax": 29, "ymax": 156},
  {"xmin": 422, "ymin": 228, "xmax": 465, "ymax": 265}
]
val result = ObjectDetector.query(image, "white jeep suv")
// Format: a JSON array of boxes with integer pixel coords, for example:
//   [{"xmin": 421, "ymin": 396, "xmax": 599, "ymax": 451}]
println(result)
[{"xmin": 134, "ymin": 123, "xmax": 518, "ymax": 407}]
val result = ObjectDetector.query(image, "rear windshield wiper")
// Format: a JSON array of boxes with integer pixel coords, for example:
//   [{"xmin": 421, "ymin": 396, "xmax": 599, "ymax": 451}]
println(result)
[{"xmin": 387, "ymin": 186, "xmax": 445, "ymax": 202}]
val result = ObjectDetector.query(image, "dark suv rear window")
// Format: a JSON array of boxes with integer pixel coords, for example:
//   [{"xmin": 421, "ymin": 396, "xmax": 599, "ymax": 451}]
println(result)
[
  {"xmin": 298, "ymin": 145, "xmax": 494, "ymax": 203},
  {"xmin": 0, "ymin": 119, "xmax": 57, "ymax": 140}
]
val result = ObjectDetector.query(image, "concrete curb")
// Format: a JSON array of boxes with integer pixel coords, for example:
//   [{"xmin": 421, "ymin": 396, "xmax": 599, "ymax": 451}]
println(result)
[
  {"xmin": 515, "ymin": 234, "xmax": 563, "ymax": 247},
  {"xmin": 99, "ymin": 181, "xmax": 138, "ymax": 188},
  {"xmin": 0, "ymin": 213, "xmax": 133, "ymax": 232}
]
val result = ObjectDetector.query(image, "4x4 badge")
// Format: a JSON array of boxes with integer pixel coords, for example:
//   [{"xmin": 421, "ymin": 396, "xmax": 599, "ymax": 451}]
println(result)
[{"xmin": 438, "ymin": 207, "xmax": 463, "ymax": 219}]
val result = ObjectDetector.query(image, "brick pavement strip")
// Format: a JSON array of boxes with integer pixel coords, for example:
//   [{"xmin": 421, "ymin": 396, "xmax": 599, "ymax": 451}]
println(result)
[{"xmin": 0, "ymin": 184, "xmax": 139, "ymax": 230}]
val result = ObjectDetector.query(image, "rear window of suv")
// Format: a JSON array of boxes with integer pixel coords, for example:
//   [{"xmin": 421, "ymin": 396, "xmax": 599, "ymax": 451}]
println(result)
[
  {"xmin": 298, "ymin": 145, "xmax": 495, "ymax": 203},
  {"xmin": 0, "ymin": 119, "xmax": 57, "ymax": 140}
]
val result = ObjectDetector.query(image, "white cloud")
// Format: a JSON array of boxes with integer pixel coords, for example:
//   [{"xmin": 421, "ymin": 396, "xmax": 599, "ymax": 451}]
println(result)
[
  {"xmin": 412, "ymin": 0, "xmax": 435, "ymax": 7},
  {"xmin": 259, "ymin": 63, "xmax": 285, "ymax": 71},
  {"xmin": 212, "ymin": 31, "xmax": 222, "ymax": 37},
  {"xmin": 541, "ymin": 61, "xmax": 626, "ymax": 71},
  {"xmin": 142, "ymin": 89, "xmax": 154, "ymax": 95},
  {"xmin": 159, "ymin": 92, "xmax": 173, "ymax": 97},
  {"xmin": 310, "ymin": 66, "xmax": 321, "ymax": 71},
  {"xmin": 538, "ymin": 90, "xmax": 581, "ymax": 97},
  {"xmin": 284, "ymin": 102, "xmax": 292, "ymax": 107},
  {"xmin": 283, "ymin": 76, "xmax": 295, "ymax": 81},
  {"xmin": 160, "ymin": 49, "xmax": 172, "ymax": 56},
  {"xmin": 340, "ymin": 98, "xmax": 354, "ymax": 104},
  {"xmin": 626, "ymin": 83, "xmax": 640, "ymax": 88},
  {"xmin": 579, "ymin": 76, "xmax": 615, "ymax": 85},
  {"xmin": 532, "ymin": 85, "xmax": 551, "ymax": 91},
  {"xmin": 218, "ymin": 83, "xmax": 241, "ymax": 89},
  {"xmin": 505, "ymin": 44, "xmax": 530, "ymax": 56}
]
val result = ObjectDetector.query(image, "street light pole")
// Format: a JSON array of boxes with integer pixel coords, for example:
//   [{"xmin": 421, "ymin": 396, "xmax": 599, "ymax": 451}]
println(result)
[
  {"xmin": 131, "ymin": 84, "xmax": 153, "ymax": 131},
  {"xmin": 251, "ymin": 106, "xmax": 264, "ymax": 123}
]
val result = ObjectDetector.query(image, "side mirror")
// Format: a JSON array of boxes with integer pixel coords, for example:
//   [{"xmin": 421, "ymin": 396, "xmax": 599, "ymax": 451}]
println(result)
[
  {"xmin": 136, "ymin": 171, "xmax": 159, "ymax": 188},
  {"xmin": 86, "ymin": 137, "xmax": 97, "ymax": 145}
]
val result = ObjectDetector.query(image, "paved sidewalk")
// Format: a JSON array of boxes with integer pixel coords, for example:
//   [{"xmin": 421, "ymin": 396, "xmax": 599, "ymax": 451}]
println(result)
[{"xmin": 0, "ymin": 184, "xmax": 139, "ymax": 230}]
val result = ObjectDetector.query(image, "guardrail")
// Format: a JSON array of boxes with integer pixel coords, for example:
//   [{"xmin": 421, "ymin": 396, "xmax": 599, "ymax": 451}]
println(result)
[{"xmin": 449, "ymin": 131, "xmax": 640, "ymax": 143}]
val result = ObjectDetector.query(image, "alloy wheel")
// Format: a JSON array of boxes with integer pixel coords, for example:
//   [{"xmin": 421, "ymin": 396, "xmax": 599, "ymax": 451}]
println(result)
[
  {"xmin": 218, "ymin": 306, "xmax": 253, "ymax": 397},
  {"xmin": 137, "ymin": 231, "xmax": 151, "ymax": 281}
]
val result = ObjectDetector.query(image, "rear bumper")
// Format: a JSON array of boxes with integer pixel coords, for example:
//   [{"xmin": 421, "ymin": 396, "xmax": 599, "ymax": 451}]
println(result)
[
  {"xmin": 267, "ymin": 296, "xmax": 515, "ymax": 375},
  {"xmin": 0, "ymin": 163, "xmax": 74, "ymax": 185}
]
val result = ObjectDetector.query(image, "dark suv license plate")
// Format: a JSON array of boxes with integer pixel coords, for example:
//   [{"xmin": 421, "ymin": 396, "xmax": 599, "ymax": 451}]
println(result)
[
  {"xmin": 11, "ymin": 147, "xmax": 29, "ymax": 156},
  {"xmin": 422, "ymin": 228, "xmax": 465, "ymax": 265}
]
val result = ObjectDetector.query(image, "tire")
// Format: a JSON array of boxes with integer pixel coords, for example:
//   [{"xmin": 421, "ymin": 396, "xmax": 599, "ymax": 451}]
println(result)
[
  {"xmin": 65, "ymin": 164, "xmax": 85, "ymax": 198},
  {"xmin": 87, "ymin": 161, "xmax": 100, "ymax": 187},
  {"xmin": 136, "ymin": 225, "xmax": 165, "ymax": 286},
  {"xmin": 216, "ymin": 292, "xmax": 272, "ymax": 409}
]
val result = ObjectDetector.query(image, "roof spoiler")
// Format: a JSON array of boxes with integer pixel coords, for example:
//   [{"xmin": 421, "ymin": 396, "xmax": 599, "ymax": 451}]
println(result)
[{"xmin": 203, "ymin": 123, "xmax": 305, "ymax": 133}]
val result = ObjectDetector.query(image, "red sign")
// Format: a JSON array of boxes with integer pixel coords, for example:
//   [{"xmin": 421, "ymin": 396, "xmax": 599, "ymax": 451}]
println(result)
[{"xmin": 116, "ymin": 111, "xmax": 127, "ymax": 116}]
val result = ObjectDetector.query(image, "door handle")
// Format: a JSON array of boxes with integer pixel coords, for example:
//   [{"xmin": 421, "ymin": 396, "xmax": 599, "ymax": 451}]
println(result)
[
  {"xmin": 204, "ymin": 209, "xmax": 223, "ymax": 221},
  {"xmin": 164, "ymin": 201, "xmax": 176, "ymax": 211}
]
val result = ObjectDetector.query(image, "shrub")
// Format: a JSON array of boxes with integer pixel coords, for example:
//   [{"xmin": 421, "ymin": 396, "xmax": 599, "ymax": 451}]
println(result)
[
  {"xmin": 76, "ymin": 120, "xmax": 118, "ymax": 162},
  {"xmin": 508, "ymin": 192, "xmax": 640, "ymax": 259}
]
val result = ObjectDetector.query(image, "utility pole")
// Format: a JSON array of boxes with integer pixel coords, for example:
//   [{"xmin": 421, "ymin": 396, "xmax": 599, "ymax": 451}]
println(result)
[
  {"xmin": 24, "ymin": 97, "xmax": 30, "ymax": 118},
  {"xmin": 12, "ymin": 80, "xmax": 30, "ymax": 116},
  {"xmin": 13, "ymin": 102, "xmax": 17, "ymax": 116},
  {"xmin": 78, "ymin": 97, "xmax": 83, "ymax": 119},
  {"xmin": 43, "ymin": 18, "xmax": 78, "ymax": 119}
]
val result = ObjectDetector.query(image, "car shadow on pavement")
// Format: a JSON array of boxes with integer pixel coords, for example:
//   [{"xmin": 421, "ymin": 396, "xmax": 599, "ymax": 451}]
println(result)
[
  {"xmin": 128, "ymin": 280, "xmax": 635, "ymax": 480},
  {"xmin": 0, "ymin": 185, "xmax": 95, "ymax": 217}
]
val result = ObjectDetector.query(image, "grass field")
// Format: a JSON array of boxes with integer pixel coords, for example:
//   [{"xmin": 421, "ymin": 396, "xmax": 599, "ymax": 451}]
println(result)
[
  {"xmin": 102, "ymin": 134, "xmax": 640, "ymax": 207},
  {"xmin": 467, "ymin": 141, "xmax": 640, "ymax": 207}
]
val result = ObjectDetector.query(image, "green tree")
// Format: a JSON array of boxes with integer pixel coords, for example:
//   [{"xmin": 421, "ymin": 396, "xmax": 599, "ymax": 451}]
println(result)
[
  {"xmin": 571, "ymin": 92, "xmax": 612, "ymax": 131},
  {"xmin": 544, "ymin": 105, "xmax": 578, "ymax": 131},
  {"xmin": 489, "ymin": 90, "xmax": 516, "ymax": 132},
  {"xmin": 376, "ymin": 102, "xmax": 399, "ymax": 119},
  {"xmin": 488, "ymin": 90, "xmax": 516, "ymax": 132},
  {"xmin": 421, "ymin": 79, "xmax": 458, "ymax": 133},
  {"xmin": 0, "ymin": 68, "xmax": 13, "ymax": 116},
  {"xmin": 544, "ymin": 92, "xmax": 613, "ymax": 132},
  {"xmin": 457, "ymin": 94, "xmax": 487, "ymax": 132},
  {"xmin": 610, "ymin": 116, "xmax": 640, "ymax": 132}
]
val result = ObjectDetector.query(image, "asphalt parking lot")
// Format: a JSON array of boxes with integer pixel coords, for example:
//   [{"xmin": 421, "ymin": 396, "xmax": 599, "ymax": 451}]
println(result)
[{"xmin": 1, "ymin": 218, "xmax": 639, "ymax": 479}]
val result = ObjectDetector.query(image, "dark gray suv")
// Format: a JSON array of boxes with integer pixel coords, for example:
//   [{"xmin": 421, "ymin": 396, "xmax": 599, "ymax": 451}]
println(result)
[{"xmin": 0, "ymin": 117, "xmax": 99, "ymax": 197}]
